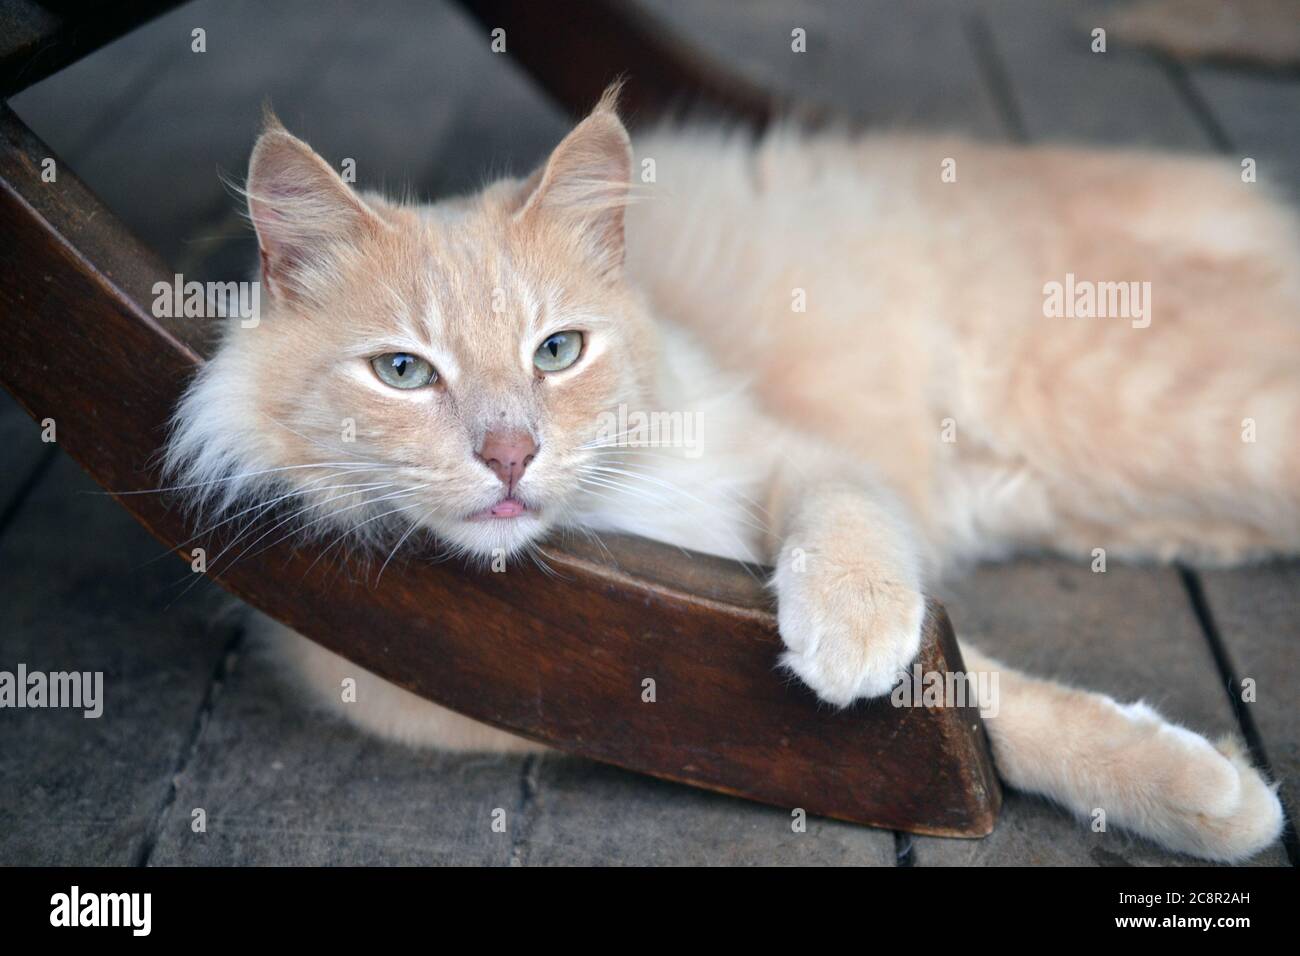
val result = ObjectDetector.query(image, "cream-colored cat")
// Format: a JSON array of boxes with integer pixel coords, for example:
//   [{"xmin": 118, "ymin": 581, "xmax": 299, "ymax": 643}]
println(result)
[{"xmin": 168, "ymin": 89, "xmax": 1296, "ymax": 862}]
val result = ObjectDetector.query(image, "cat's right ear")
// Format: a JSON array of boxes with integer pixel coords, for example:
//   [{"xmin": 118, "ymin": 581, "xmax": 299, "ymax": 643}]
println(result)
[{"xmin": 245, "ymin": 114, "xmax": 384, "ymax": 304}]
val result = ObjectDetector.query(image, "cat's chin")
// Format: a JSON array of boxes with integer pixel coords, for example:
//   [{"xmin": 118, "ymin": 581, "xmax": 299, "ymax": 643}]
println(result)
[{"xmin": 434, "ymin": 509, "xmax": 551, "ymax": 563}]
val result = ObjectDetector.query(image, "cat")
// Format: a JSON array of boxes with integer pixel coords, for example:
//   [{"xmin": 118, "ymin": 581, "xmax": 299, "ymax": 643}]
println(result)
[{"xmin": 166, "ymin": 87, "xmax": 1297, "ymax": 862}]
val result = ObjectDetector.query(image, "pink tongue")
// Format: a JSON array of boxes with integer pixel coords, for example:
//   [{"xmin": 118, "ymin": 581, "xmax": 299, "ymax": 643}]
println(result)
[{"xmin": 489, "ymin": 498, "xmax": 526, "ymax": 518}]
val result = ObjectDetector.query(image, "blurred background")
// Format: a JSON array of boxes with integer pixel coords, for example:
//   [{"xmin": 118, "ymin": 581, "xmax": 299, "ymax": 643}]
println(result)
[{"xmin": 1, "ymin": 0, "xmax": 1297, "ymax": 865}]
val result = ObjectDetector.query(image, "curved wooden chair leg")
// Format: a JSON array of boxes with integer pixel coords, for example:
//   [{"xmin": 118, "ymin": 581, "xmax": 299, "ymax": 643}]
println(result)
[{"xmin": 0, "ymin": 2, "xmax": 1001, "ymax": 838}]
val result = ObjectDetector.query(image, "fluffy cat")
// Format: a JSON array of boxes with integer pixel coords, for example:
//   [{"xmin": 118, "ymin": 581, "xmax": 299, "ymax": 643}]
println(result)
[{"xmin": 167, "ymin": 88, "xmax": 1297, "ymax": 862}]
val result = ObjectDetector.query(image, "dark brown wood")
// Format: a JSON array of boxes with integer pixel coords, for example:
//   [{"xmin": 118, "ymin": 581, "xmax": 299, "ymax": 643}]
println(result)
[
  {"xmin": 450, "ymin": 0, "xmax": 818, "ymax": 127},
  {"xmin": 0, "ymin": 96, "xmax": 998, "ymax": 835},
  {"xmin": 0, "ymin": 0, "xmax": 185, "ymax": 98}
]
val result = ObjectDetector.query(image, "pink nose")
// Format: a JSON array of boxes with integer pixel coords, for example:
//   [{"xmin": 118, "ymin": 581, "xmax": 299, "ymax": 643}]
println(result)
[{"xmin": 476, "ymin": 430, "xmax": 538, "ymax": 493}]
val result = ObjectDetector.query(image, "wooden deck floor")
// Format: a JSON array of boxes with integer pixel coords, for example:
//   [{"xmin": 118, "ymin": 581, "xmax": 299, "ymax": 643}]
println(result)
[{"xmin": 1, "ymin": 0, "xmax": 1296, "ymax": 865}]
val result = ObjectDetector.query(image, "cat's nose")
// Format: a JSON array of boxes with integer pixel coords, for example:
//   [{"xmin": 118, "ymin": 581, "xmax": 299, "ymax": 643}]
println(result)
[{"xmin": 476, "ymin": 430, "xmax": 538, "ymax": 493}]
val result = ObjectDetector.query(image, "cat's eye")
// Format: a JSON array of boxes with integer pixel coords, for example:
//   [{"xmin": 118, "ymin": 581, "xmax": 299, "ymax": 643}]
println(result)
[
  {"xmin": 371, "ymin": 352, "xmax": 437, "ymax": 389},
  {"xmin": 533, "ymin": 331, "xmax": 584, "ymax": 373}
]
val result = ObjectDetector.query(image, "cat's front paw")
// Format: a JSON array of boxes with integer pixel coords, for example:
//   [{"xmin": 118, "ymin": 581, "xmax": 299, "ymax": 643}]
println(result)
[{"xmin": 773, "ymin": 557, "xmax": 925, "ymax": 706}]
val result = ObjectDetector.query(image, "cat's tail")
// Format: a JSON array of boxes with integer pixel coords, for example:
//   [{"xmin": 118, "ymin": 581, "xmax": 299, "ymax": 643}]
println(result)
[{"xmin": 958, "ymin": 641, "xmax": 1285, "ymax": 862}]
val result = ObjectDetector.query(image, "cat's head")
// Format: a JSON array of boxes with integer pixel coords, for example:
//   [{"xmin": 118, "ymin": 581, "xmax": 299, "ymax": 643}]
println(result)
[{"xmin": 167, "ymin": 88, "xmax": 656, "ymax": 565}]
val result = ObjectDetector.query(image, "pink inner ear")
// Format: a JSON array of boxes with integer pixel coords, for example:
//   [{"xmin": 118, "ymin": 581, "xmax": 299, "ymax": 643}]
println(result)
[
  {"xmin": 251, "ymin": 180, "xmax": 317, "ymax": 241},
  {"xmin": 249, "ymin": 176, "xmax": 347, "ymax": 293},
  {"xmin": 250, "ymin": 200, "xmax": 308, "ymax": 294}
]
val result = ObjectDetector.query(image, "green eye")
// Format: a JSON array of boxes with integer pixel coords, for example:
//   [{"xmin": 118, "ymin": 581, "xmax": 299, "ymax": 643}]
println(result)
[
  {"xmin": 371, "ymin": 352, "xmax": 436, "ymax": 389},
  {"xmin": 533, "ymin": 331, "xmax": 583, "ymax": 373}
]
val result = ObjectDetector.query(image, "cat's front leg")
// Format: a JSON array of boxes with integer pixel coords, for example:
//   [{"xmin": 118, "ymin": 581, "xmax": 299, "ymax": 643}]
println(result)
[{"xmin": 768, "ymin": 472, "xmax": 928, "ymax": 706}]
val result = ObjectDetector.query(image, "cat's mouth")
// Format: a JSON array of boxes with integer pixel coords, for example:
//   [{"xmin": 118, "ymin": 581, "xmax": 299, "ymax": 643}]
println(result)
[{"xmin": 468, "ymin": 496, "xmax": 530, "ymax": 520}]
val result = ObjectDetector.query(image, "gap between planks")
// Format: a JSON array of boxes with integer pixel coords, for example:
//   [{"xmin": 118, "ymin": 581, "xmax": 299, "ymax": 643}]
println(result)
[{"xmin": 132, "ymin": 621, "xmax": 248, "ymax": 867}]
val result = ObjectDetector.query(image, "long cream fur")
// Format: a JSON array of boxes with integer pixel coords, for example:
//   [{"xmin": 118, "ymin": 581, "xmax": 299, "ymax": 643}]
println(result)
[{"xmin": 168, "ymin": 89, "xmax": 1295, "ymax": 862}]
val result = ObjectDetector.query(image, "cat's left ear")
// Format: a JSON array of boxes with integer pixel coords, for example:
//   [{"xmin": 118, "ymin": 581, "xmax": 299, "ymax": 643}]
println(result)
[{"xmin": 516, "ymin": 86, "xmax": 632, "ymax": 280}]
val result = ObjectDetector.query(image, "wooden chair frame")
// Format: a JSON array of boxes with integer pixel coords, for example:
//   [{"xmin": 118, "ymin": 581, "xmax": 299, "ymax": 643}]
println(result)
[{"xmin": 0, "ymin": 0, "xmax": 1000, "ymax": 837}]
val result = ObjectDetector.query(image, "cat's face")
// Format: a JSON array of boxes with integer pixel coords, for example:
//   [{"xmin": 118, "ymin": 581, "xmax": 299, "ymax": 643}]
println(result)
[{"xmin": 169, "ymin": 93, "xmax": 655, "ymax": 563}]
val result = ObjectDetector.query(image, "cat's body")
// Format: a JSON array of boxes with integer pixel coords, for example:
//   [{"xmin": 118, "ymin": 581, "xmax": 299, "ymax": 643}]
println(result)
[
  {"xmin": 171, "ymin": 92, "xmax": 1296, "ymax": 862},
  {"xmin": 626, "ymin": 127, "xmax": 1300, "ymax": 569}
]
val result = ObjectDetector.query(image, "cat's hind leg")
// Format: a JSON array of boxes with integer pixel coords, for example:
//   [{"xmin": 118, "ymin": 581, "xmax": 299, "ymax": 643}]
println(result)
[{"xmin": 960, "ymin": 642, "xmax": 1283, "ymax": 861}]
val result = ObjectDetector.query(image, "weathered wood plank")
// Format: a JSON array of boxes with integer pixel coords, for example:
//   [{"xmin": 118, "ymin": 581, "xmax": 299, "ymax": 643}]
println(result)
[
  {"xmin": 641, "ymin": 0, "xmax": 1003, "ymax": 133},
  {"xmin": 0, "ymin": 456, "xmax": 234, "ymax": 865},
  {"xmin": 147, "ymin": 626, "xmax": 523, "ymax": 865},
  {"xmin": 1197, "ymin": 565, "xmax": 1300, "ymax": 854},
  {"xmin": 1182, "ymin": 66, "xmax": 1300, "ymax": 203},
  {"xmin": 148, "ymin": 624, "xmax": 894, "ymax": 865},
  {"xmin": 978, "ymin": 0, "xmax": 1215, "ymax": 148},
  {"xmin": 520, "ymin": 756, "xmax": 895, "ymax": 865}
]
